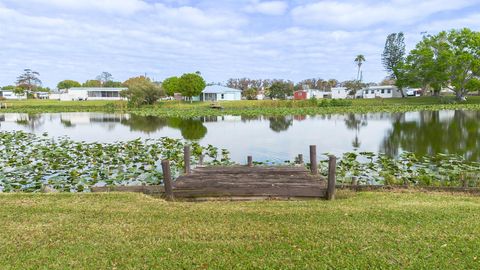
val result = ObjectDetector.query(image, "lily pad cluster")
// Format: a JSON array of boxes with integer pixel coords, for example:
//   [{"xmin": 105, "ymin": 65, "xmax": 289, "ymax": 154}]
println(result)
[
  {"xmin": 318, "ymin": 151, "xmax": 480, "ymax": 187},
  {"xmin": 0, "ymin": 131, "xmax": 231, "ymax": 192}
]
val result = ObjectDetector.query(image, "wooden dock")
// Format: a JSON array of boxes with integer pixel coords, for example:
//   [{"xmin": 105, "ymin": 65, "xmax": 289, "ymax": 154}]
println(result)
[
  {"xmin": 172, "ymin": 165, "xmax": 326, "ymax": 200},
  {"xmin": 92, "ymin": 145, "xmax": 337, "ymax": 201}
]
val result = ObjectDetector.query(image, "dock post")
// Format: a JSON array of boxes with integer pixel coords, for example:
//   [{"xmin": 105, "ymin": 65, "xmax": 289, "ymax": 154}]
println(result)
[
  {"xmin": 247, "ymin": 156, "xmax": 253, "ymax": 167},
  {"xmin": 199, "ymin": 153, "xmax": 204, "ymax": 166},
  {"xmin": 184, "ymin": 145, "xmax": 191, "ymax": 174},
  {"xmin": 161, "ymin": 160, "xmax": 174, "ymax": 201},
  {"xmin": 298, "ymin": 154, "xmax": 304, "ymax": 165},
  {"xmin": 309, "ymin": 145, "xmax": 317, "ymax": 175},
  {"xmin": 327, "ymin": 155, "xmax": 337, "ymax": 200}
]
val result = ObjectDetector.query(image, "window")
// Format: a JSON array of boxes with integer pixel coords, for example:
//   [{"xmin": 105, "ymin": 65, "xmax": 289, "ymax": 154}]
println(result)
[
  {"xmin": 221, "ymin": 94, "xmax": 225, "ymax": 99},
  {"xmin": 381, "ymin": 89, "xmax": 385, "ymax": 94},
  {"xmin": 387, "ymin": 89, "xmax": 391, "ymax": 94},
  {"xmin": 370, "ymin": 90, "xmax": 374, "ymax": 94}
]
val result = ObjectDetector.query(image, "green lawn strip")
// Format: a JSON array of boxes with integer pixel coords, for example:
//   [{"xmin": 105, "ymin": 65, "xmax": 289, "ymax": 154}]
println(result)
[
  {"xmin": 2, "ymin": 97, "xmax": 480, "ymax": 117},
  {"xmin": 1, "ymin": 191, "xmax": 479, "ymax": 269}
]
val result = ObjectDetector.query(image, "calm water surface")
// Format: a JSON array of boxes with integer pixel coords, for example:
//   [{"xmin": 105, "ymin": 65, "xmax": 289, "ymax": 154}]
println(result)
[{"xmin": 0, "ymin": 110, "xmax": 478, "ymax": 163}]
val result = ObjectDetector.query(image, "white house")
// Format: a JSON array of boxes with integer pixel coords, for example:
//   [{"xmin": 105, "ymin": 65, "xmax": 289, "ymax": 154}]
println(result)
[
  {"xmin": 198, "ymin": 85, "xmax": 242, "ymax": 101},
  {"xmin": 0, "ymin": 90, "xmax": 27, "ymax": 100},
  {"xmin": 330, "ymin": 87, "xmax": 350, "ymax": 99},
  {"xmin": 59, "ymin": 87, "xmax": 127, "ymax": 101},
  {"xmin": 360, "ymin": 85, "xmax": 402, "ymax": 99},
  {"xmin": 307, "ymin": 89, "xmax": 331, "ymax": 99}
]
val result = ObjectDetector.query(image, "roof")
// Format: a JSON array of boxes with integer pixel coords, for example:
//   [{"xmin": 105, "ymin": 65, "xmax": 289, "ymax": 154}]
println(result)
[
  {"xmin": 202, "ymin": 85, "xmax": 242, "ymax": 94},
  {"xmin": 69, "ymin": 87, "xmax": 127, "ymax": 91},
  {"xmin": 366, "ymin": 85, "xmax": 396, "ymax": 89}
]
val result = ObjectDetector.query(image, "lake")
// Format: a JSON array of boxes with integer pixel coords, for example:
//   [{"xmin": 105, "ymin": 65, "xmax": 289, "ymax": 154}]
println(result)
[{"xmin": 0, "ymin": 110, "xmax": 478, "ymax": 163}]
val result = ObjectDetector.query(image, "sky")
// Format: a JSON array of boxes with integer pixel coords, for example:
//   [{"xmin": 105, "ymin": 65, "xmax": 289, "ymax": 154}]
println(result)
[{"xmin": 0, "ymin": 0, "xmax": 479, "ymax": 88}]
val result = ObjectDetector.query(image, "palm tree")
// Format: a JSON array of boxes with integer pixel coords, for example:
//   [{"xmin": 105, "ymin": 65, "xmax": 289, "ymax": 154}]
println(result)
[{"xmin": 354, "ymin": 55, "xmax": 366, "ymax": 81}]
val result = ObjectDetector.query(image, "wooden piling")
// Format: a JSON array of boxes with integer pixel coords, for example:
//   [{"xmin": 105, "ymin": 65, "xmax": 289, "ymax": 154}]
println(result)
[
  {"xmin": 351, "ymin": 176, "xmax": 357, "ymax": 186},
  {"xmin": 327, "ymin": 155, "xmax": 336, "ymax": 200},
  {"xmin": 247, "ymin": 156, "xmax": 253, "ymax": 167},
  {"xmin": 199, "ymin": 154, "xmax": 204, "ymax": 166},
  {"xmin": 161, "ymin": 160, "xmax": 174, "ymax": 201},
  {"xmin": 309, "ymin": 145, "xmax": 317, "ymax": 175},
  {"xmin": 184, "ymin": 145, "xmax": 191, "ymax": 174},
  {"xmin": 298, "ymin": 154, "xmax": 304, "ymax": 165}
]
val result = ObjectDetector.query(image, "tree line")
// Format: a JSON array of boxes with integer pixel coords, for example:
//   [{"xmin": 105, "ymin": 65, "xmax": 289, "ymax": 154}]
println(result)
[{"xmin": 382, "ymin": 28, "xmax": 480, "ymax": 100}]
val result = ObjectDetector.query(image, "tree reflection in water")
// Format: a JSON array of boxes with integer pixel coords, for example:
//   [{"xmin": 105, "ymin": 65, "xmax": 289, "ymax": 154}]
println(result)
[
  {"xmin": 344, "ymin": 113, "xmax": 368, "ymax": 148},
  {"xmin": 268, "ymin": 116, "xmax": 293, "ymax": 133},
  {"xmin": 381, "ymin": 110, "xmax": 480, "ymax": 161},
  {"xmin": 121, "ymin": 115, "xmax": 208, "ymax": 140}
]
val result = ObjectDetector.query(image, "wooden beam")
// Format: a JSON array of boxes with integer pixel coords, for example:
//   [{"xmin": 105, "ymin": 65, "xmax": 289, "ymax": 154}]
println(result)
[
  {"xmin": 327, "ymin": 155, "xmax": 336, "ymax": 200},
  {"xmin": 309, "ymin": 145, "xmax": 317, "ymax": 175},
  {"xmin": 161, "ymin": 160, "xmax": 174, "ymax": 201}
]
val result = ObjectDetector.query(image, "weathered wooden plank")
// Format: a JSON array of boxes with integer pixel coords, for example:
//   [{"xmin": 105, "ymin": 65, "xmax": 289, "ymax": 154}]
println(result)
[{"xmin": 173, "ymin": 186, "xmax": 327, "ymax": 198}]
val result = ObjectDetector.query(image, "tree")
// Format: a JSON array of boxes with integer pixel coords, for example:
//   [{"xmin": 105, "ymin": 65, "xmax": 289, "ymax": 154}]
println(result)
[
  {"xmin": 178, "ymin": 73, "xmax": 206, "ymax": 102},
  {"xmin": 57, "ymin": 80, "xmax": 81, "ymax": 90},
  {"xmin": 267, "ymin": 81, "xmax": 294, "ymax": 99},
  {"xmin": 96, "ymin": 72, "xmax": 113, "ymax": 86},
  {"xmin": 439, "ymin": 29, "xmax": 479, "ymax": 100},
  {"xmin": 121, "ymin": 76, "xmax": 164, "ymax": 106},
  {"xmin": 404, "ymin": 28, "xmax": 480, "ymax": 100},
  {"xmin": 343, "ymin": 80, "xmax": 365, "ymax": 96},
  {"xmin": 1, "ymin": 85, "xmax": 16, "ymax": 90},
  {"xmin": 354, "ymin": 55, "xmax": 366, "ymax": 81},
  {"xmin": 103, "ymin": 81, "xmax": 123, "ymax": 88},
  {"xmin": 83, "ymin": 80, "xmax": 102, "ymax": 87},
  {"xmin": 402, "ymin": 35, "xmax": 449, "ymax": 96},
  {"xmin": 162, "ymin": 76, "xmax": 180, "ymax": 96},
  {"xmin": 16, "ymin": 69, "xmax": 41, "ymax": 93},
  {"xmin": 379, "ymin": 77, "xmax": 396, "ymax": 86},
  {"xmin": 382, "ymin": 33, "xmax": 406, "ymax": 97},
  {"xmin": 243, "ymin": 88, "xmax": 258, "ymax": 100}
]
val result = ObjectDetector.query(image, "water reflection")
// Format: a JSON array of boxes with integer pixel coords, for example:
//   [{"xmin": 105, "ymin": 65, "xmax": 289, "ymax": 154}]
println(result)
[
  {"xmin": 268, "ymin": 116, "xmax": 293, "ymax": 133},
  {"xmin": 1, "ymin": 111, "xmax": 479, "ymax": 162},
  {"xmin": 121, "ymin": 115, "xmax": 168, "ymax": 133},
  {"xmin": 380, "ymin": 110, "xmax": 480, "ymax": 160},
  {"xmin": 344, "ymin": 113, "xmax": 368, "ymax": 148}
]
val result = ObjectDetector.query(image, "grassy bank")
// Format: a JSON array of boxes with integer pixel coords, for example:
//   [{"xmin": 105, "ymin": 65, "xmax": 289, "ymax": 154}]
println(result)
[
  {"xmin": 2, "ymin": 96, "xmax": 480, "ymax": 117},
  {"xmin": 1, "ymin": 191, "xmax": 480, "ymax": 269}
]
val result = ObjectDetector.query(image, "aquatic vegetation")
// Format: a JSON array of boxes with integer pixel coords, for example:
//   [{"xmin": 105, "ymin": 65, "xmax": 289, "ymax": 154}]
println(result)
[
  {"xmin": 0, "ymin": 131, "xmax": 231, "ymax": 192},
  {"xmin": 318, "ymin": 151, "xmax": 480, "ymax": 187}
]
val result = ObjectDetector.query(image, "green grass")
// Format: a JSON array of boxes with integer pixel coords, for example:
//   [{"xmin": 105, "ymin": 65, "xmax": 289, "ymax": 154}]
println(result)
[
  {"xmin": 3, "ymin": 96, "xmax": 480, "ymax": 117},
  {"xmin": 1, "ymin": 191, "xmax": 480, "ymax": 269}
]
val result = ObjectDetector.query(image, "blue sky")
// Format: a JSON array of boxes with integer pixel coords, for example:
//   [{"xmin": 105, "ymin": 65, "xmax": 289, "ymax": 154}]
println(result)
[{"xmin": 0, "ymin": 0, "xmax": 479, "ymax": 88}]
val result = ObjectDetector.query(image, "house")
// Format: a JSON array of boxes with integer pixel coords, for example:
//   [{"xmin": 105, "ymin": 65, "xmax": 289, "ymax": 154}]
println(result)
[
  {"xmin": 331, "ymin": 87, "xmax": 350, "ymax": 99},
  {"xmin": 359, "ymin": 86, "xmax": 402, "ymax": 99},
  {"xmin": 293, "ymin": 89, "xmax": 331, "ymax": 100},
  {"xmin": 406, "ymin": 88, "xmax": 422, "ymax": 97},
  {"xmin": 59, "ymin": 87, "xmax": 127, "ymax": 101},
  {"xmin": 0, "ymin": 90, "xmax": 27, "ymax": 100},
  {"xmin": 198, "ymin": 85, "xmax": 242, "ymax": 101},
  {"xmin": 34, "ymin": 92, "xmax": 50, "ymax": 99},
  {"xmin": 294, "ymin": 90, "xmax": 308, "ymax": 100}
]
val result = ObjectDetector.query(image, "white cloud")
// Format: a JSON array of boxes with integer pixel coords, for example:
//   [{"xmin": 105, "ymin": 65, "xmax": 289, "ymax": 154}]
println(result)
[
  {"xmin": 245, "ymin": 1, "xmax": 288, "ymax": 16},
  {"xmin": 291, "ymin": 0, "xmax": 480, "ymax": 28},
  {"xmin": 9, "ymin": 0, "xmax": 150, "ymax": 15},
  {"xmin": 153, "ymin": 3, "xmax": 247, "ymax": 28}
]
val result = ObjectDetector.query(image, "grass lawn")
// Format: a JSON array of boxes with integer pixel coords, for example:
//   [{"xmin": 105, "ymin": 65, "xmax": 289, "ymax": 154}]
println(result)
[{"xmin": 1, "ymin": 191, "xmax": 479, "ymax": 269}]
